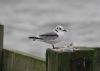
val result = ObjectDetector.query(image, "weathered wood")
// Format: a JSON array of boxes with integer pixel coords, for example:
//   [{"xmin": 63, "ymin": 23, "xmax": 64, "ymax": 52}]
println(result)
[
  {"xmin": 93, "ymin": 48, "xmax": 100, "ymax": 71},
  {"xmin": 3, "ymin": 49, "xmax": 46, "ymax": 71},
  {"xmin": 71, "ymin": 47, "xmax": 96, "ymax": 71},
  {"xmin": 0, "ymin": 25, "xmax": 4, "ymax": 71},
  {"xmin": 46, "ymin": 48, "xmax": 72, "ymax": 71},
  {"xmin": 46, "ymin": 47, "xmax": 96, "ymax": 71}
]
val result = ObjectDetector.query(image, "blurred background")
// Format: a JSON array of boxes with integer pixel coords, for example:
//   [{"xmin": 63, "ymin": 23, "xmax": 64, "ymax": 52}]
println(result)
[{"xmin": 0, "ymin": 0, "xmax": 100, "ymax": 58}]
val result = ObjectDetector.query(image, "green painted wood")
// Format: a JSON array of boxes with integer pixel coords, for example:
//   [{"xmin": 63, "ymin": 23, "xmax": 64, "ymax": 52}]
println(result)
[
  {"xmin": 3, "ymin": 49, "xmax": 46, "ymax": 71},
  {"xmin": 93, "ymin": 48, "xmax": 100, "ymax": 71},
  {"xmin": 75, "ymin": 47, "xmax": 100, "ymax": 71},
  {"xmin": 46, "ymin": 47, "xmax": 96, "ymax": 71},
  {"xmin": 46, "ymin": 48, "xmax": 72, "ymax": 71},
  {"xmin": 71, "ymin": 47, "xmax": 96, "ymax": 71},
  {"xmin": 0, "ymin": 25, "xmax": 4, "ymax": 71}
]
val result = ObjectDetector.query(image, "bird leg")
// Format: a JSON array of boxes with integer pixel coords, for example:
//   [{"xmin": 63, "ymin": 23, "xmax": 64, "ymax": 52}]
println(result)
[
  {"xmin": 52, "ymin": 44, "xmax": 60, "ymax": 49},
  {"xmin": 52, "ymin": 44, "xmax": 55, "ymax": 49}
]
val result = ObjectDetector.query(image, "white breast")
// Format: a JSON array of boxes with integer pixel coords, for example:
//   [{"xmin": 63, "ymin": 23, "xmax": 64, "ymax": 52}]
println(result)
[{"xmin": 49, "ymin": 31, "xmax": 64, "ymax": 44}]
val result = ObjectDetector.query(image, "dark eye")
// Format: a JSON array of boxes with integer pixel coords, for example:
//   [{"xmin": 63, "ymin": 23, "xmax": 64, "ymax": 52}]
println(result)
[{"xmin": 59, "ymin": 28, "xmax": 61, "ymax": 30}]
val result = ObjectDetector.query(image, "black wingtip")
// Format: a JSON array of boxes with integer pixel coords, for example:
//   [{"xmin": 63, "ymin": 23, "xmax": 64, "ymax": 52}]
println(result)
[{"xmin": 28, "ymin": 37, "xmax": 34, "ymax": 39}]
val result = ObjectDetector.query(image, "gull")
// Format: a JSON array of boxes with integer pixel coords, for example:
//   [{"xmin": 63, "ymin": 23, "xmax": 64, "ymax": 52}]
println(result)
[{"xmin": 28, "ymin": 25, "xmax": 67, "ymax": 49}]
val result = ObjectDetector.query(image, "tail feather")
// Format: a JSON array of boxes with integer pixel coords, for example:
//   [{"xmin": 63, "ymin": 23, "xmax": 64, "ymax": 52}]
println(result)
[{"xmin": 28, "ymin": 36, "xmax": 40, "ymax": 41}]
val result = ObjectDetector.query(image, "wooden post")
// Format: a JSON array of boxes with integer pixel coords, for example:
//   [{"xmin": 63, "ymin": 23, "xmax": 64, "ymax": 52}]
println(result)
[
  {"xmin": 93, "ymin": 48, "xmax": 100, "ymax": 71},
  {"xmin": 0, "ymin": 25, "xmax": 4, "ymax": 71},
  {"xmin": 46, "ymin": 47, "xmax": 96, "ymax": 71},
  {"xmin": 71, "ymin": 47, "xmax": 96, "ymax": 71},
  {"xmin": 46, "ymin": 48, "xmax": 72, "ymax": 71}
]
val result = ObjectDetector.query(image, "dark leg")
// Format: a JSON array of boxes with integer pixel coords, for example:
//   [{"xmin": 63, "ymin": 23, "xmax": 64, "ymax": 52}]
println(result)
[{"xmin": 52, "ymin": 44, "xmax": 55, "ymax": 49}]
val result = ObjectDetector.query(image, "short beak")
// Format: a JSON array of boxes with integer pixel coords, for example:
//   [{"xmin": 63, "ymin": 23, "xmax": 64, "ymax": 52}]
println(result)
[{"xmin": 63, "ymin": 29, "xmax": 67, "ymax": 32}]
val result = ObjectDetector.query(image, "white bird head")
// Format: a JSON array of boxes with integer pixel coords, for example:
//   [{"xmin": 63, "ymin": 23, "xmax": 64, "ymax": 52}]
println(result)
[{"xmin": 55, "ymin": 25, "xmax": 67, "ymax": 32}]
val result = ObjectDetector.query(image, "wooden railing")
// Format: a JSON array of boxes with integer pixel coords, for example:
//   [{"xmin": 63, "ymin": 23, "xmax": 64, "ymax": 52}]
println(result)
[
  {"xmin": 3, "ymin": 49, "xmax": 46, "ymax": 71},
  {"xmin": 0, "ymin": 25, "xmax": 4, "ymax": 71}
]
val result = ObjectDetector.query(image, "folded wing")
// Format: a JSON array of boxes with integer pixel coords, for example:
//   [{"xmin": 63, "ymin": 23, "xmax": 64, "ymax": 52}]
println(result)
[{"xmin": 39, "ymin": 32, "xmax": 58, "ymax": 40}]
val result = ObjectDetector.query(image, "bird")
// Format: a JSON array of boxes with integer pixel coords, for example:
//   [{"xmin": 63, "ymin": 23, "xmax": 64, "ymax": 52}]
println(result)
[{"xmin": 28, "ymin": 25, "xmax": 67, "ymax": 49}]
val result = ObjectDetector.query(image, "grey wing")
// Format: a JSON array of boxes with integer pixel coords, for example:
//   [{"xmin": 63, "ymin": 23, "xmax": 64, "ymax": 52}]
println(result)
[{"xmin": 39, "ymin": 32, "xmax": 58, "ymax": 40}]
